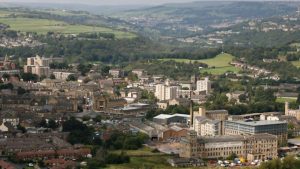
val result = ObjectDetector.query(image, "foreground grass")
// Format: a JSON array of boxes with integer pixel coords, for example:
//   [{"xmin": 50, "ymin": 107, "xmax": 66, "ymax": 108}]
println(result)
[{"xmin": 0, "ymin": 17, "xmax": 135, "ymax": 38}]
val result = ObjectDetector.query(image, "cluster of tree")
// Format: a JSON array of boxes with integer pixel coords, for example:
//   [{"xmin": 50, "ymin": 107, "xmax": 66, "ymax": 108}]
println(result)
[
  {"xmin": 87, "ymin": 149, "xmax": 130, "ymax": 169},
  {"xmin": 104, "ymin": 131, "xmax": 149, "ymax": 150},
  {"xmin": 36, "ymin": 119, "xmax": 59, "ymax": 129},
  {"xmin": 20, "ymin": 72, "xmax": 39, "ymax": 82},
  {"xmin": 259, "ymin": 155, "xmax": 300, "ymax": 169},
  {"xmin": 225, "ymin": 29, "xmax": 300, "ymax": 48},
  {"xmin": 77, "ymin": 63, "xmax": 92, "ymax": 76},
  {"xmin": 205, "ymin": 80, "xmax": 283, "ymax": 115},
  {"xmin": 49, "ymin": 62, "xmax": 70, "ymax": 69},
  {"xmin": 0, "ymin": 30, "xmax": 17, "ymax": 38},
  {"xmin": 140, "ymin": 90, "xmax": 157, "ymax": 103},
  {"xmin": 286, "ymin": 53, "xmax": 300, "ymax": 61},
  {"xmin": 225, "ymin": 45, "xmax": 300, "ymax": 80},
  {"xmin": 127, "ymin": 60, "xmax": 205, "ymax": 81},
  {"xmin": 0, "ymin": 83, "xmax": 13, "ymax": 90},
  {"xmin": 78, "ymin": 32, "xmax": 115, "ymax": 39},
  {"xmin": 62, "ymin": 117, "xmax": 94, "ymax": 144},
  {"xmin": 0, "ymin": 29, "xmax": 222, "ymax": 65},
  {"xmin": 66, "ymin": 74, "xmax": 78, "ymax": 81}
]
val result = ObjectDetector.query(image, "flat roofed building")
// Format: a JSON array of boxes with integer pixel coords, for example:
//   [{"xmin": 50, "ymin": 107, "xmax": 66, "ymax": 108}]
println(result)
[{"xmin": 225, "ymin": 120, "xmax": 287, "ymax": 145}]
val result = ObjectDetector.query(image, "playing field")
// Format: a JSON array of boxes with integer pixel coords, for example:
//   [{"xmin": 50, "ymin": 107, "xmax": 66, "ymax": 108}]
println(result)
[
  {"xmin": 160, "ymin": 53, "xmax": 240, "ymax": 75},
  {"xmin": 0, "ymin": 17, "xmax": 135, "ymax": 38}
]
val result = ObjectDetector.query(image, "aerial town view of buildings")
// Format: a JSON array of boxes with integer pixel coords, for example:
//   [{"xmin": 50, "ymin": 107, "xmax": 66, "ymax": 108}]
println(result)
[{"xmin": 2, "ymin": 1, "xmax": 300, "ymax": 169}]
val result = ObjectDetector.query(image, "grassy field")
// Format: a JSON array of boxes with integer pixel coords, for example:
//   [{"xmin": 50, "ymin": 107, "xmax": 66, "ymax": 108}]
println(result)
[
  {"xmin": 0, "ymin": 11, "xmax": 13, "ymax": 17},
  {"xmin": 292, "ymin": 61, "xmax": 300, "ymax": 68},
  {"xmin": 0, "ymin": 17, "xmax": 135, "ymax": 38},
  {"xmin": 160, "ymin": 53, "xmax": 240, "ymax": 75},
  {"xmin": 276, "ymin": 97, "xmax": 297, "ymax": 103},
  {"xmin": 199, "ymin": 53, "xmax": 234, "ymax": 67},
  {"xmin": 200, "ymin": 66, "xmax": 241, "ymax": 75}
]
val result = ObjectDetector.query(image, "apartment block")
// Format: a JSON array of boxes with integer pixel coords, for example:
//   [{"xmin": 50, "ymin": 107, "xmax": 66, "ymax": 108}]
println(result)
[{"xmin": 196, "ymin": 77, "xmax": 211, "ymax": 94}]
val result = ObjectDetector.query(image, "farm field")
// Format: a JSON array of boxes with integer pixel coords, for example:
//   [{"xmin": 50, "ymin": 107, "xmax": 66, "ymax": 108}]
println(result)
[
  {"xmin": 160, "ymin": 53, "xmax": 240, "ymax": 75},
  {"xmin": 0, "ymin": 11, "xmax": 13, "ymax": 17},
  {"xmin": 0, "ymin": 17, "xmax": 135, "ymax": 38}
]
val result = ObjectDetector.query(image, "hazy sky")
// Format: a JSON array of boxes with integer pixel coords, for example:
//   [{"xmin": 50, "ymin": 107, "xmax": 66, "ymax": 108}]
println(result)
[{"xmin": 1, "ymin": 0, "xmax": 202, "ymax": 5}]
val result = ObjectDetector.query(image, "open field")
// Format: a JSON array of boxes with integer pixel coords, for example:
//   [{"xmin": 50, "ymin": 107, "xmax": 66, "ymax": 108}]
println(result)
[
  {"xmin": 276, "ymin": 97, "xmax": 297, "ymax": 103},
  {"xmin": 199, "ymin": 53, "xmax": 235, "ymax": 67},
  {"xmin": 0, "ymin": 17, "xmax": 135, "ymax": 38},
  {"xmin": 160, "ymin": 53, "xmax": 240, "ymax": 75},
  {"xmin": 292, "ymin": 61, "xmax": 300, "ymax": 68},
  {"xmin": 160, "ymin": 53, "xmax": 234, "ymax": 66},
  {"xmin": 200, "ymin": 66, "xmax": 241, "ymax": 75},
  {"xmin": 0, "ymin": 11, "xmax": 13, "ymax": 17}
]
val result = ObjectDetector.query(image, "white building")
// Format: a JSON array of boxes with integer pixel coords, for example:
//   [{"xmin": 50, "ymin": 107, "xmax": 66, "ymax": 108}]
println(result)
[
  {"xmin": 155, "ymin": 84, "xmax": 166, "ymax": 101},
  {"xmin": 165, "ymin": 86, "xmax": 178, "ymax": 100},
  {"xmin": 24, "ymin": 55, "xmax": 52, "ymax": 77},
  {"xmin": 53, "ymin": 71, "xmax": 75, "ymax": 81},
  {"xmin": 109, "ymin": 69, "xmax": 123, "ymax": 78},
  {"xmin": 193, "ymin": 116, "xmax": 221, "ymax": 136},
  {"xmin": 2, "ymin": 118, "xmax": 19, "ymax": 127},
  {"xmin": 132, "ymin": 69, "xmax": 146, "ymax": 77},
  {"xmin": 155, "ymin": 84, "xmax": 179, "ymax": 101},
  {"xmin": 196, "ymin": 77, "xmax": 211, "ymax": 94}
]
